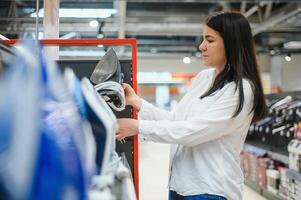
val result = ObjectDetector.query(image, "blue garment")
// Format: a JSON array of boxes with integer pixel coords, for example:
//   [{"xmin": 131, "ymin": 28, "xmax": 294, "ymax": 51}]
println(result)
[
  {"xmin": 29, "ymin": 42, "xmax": 86, "ymax": 200},
  {"xmin": 0, "ymin": 40, "xmax": 43, "ymax": 200},
  {"xmin": 169, "ymin": 191, "xmax": 227, "ymax": 200},
  {"xmin": 81, "ymin": 80, "xmax": 107, "ymax": 174},
  {"xmin": 30, "ymin": 99, "xmax": 86, "ymax": 200},
  {"xmin": 84, "ymin": 97, "xmax": 107, "ymax": 173}
]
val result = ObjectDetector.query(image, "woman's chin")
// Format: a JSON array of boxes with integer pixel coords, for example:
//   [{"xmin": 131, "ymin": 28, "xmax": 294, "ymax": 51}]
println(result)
[{"xmin": 202, "ymin": 61, "xmax": 210, "ymax": 66}]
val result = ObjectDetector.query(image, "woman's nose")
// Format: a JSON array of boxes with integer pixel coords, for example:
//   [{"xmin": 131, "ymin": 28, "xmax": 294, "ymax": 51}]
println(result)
[{"xmin": 199, "ymin": 41, "xmax": 206, "ymax": 52}]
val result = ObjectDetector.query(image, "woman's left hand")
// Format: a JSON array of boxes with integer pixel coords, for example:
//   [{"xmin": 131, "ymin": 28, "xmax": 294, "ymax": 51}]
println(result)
[{"xmin": 116, "ymin": 118, "xmax": 139, "ymax": 140}]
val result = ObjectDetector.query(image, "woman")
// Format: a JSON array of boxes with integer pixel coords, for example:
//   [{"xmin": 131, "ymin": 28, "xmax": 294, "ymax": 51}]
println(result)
[{"xmin": 116, "ymin": 11, "xmax": 267, "ymax": 200}]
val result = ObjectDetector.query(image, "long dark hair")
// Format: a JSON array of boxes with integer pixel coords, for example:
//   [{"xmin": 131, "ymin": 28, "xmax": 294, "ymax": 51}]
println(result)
[{"xmin": 200, "ymin": 11, "xmax": 267, "ymax": 122}]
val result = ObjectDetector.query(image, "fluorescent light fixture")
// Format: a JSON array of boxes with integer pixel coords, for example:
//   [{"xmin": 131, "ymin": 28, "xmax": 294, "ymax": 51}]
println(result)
[
  {"xmin": 30, "ymin": 8, "xmax": 116, "ymax": 18},
  {"xmin": 89, "ymin": 20, "xmax": 99, "ymax": 28},
  {"xmin": 284, "ymin": 41, "xmax": 301, "ymax": 49},
  {"xmin": 183, "ymin": 57, "xmax": 191, "ymax": 64}
]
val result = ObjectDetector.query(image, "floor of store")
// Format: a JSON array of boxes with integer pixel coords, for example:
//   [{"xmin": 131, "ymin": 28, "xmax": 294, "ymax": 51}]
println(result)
[{"xmin": 139, "ymin": 142, "xmax": 267, "ymax": 200}]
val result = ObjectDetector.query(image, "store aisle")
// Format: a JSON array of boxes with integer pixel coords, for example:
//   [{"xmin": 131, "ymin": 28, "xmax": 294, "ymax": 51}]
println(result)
[
  {"xmin": 139, "ymin": 142, "xmax": 267, "ymax": 200},
  {"xmin": 243, "ymin": 186, "xmax": 267, "ymax": 200},
  {"xmin": 139, "ymin": 142, "xmax": 170, "ymax": 200}
]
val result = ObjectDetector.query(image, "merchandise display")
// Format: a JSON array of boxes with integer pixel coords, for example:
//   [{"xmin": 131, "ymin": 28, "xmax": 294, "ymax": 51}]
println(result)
[
  {"xmin": 266, "ymin": 169, "xmax": 280, "ymax": 195},
  {"xmin": 288, "ymin": 139, "xmax": 301, "ymax": 173},
  {"xmin": 0, "ymin": 41, "xmax": 137, "ymax": 200},
  {"xmin": 242, "ymin": 93, "xmax": 301, "ymax": 200}
]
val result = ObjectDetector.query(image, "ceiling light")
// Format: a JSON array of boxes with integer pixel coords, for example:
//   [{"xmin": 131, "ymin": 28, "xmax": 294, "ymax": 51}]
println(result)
[
  {"xmin": 285, "ymin": 54, "xmax": 291, "ymax": 62},
  {"xmin": 284, "ymin": 41, "xmax": 301, "ymax": 49},
  {"xmin": 89, "ymin": 20, "xmax": 99, "ymax": 28},
  {"xmin": 30, "ymin": 8, "xmax": 116, "ymax": 18},
  {"xmin": 269, "ymin": 50, "xmax": 275, "ymax": 56},
  {"xmin": 183, "ymin": 57, "xmax": 191, "ymax": 64}
]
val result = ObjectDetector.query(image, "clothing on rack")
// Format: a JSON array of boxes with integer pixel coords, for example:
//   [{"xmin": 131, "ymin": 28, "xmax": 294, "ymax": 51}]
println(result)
[
  {"xmin": 0, "ymin": 41, "xmax": 136, "ymax": 200},
  {"xmin": 82, "ymin": 77, "xmax": 117, "ymax": 175},
  {"xmin": 64, "ymin": 68, "xmax": 97, "ymax": 178},
  {"xmin": 0, "ymin": 40, "xmax": 41, "ymax": 200}
]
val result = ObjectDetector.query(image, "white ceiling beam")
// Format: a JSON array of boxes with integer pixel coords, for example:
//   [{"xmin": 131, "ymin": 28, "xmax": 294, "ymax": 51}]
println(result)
[
  {"xmin": 264, "ymin": 2, "xmax": 273, "ymax": 19},
  {"xmin": 244, "ymin": 1, "xmax": 267, "ymax": 18},
  {"xmin": 115, "ymin": 0, "xmax": 127, "ymax": 39},
  {"xmin": 240, "ymin": 2, "xmax": 247, "ymax": 13},
  {"xmin": 244, "ymin": 4, "xmax": 259, "ymax": 18},
  {"xmin": 43, "ymin": 0, "xmax": 59, "ymax": 60},
  {"xmin": 257, "ymin": 3, "xmax": 263, "ymax": 22},
  {"xmin": 253, "ymin": 4, "xmax": 301, "ymax": 35}
]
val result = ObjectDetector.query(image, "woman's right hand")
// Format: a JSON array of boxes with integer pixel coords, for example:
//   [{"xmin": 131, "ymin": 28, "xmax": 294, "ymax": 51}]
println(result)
[{"xmin": 122, "ymin": 83, "xmax": 142, "ymax": 111}]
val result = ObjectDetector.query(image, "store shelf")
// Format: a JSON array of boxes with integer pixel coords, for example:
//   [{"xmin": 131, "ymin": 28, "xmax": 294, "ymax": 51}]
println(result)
[
  {"xmin": 244, "ymin": 179, "xmax": 283, "ymax": 200},
  {"xmin": 267, "ymin": 151, "xmax": 289, "ymax": 166},
  {"xmin": 286, "ymin": 168, "xmax": 301, "ymax": 182},
  {"xmin": 244, "ymin": 143, "xmax": 267, "ymax": 155},
  {"xmin": 244, "ymin": 178, "xmax": 261, "ymax": 194},
  {"xmin": 262, "ymin": 188, "xmax": 284, "ymax": 200},
  {"xmin": 244, "ymin": 142, "xmax": 289, "ymax": 165}
]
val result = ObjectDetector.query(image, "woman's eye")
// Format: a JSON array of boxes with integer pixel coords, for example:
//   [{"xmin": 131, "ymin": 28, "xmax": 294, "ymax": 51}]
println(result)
[{"xmin": 208, "ymin": 40, "xmax": 213, "ymax": 43}]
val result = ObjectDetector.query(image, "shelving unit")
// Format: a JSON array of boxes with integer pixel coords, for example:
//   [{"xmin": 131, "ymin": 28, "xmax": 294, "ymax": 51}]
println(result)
[
  {"xmin": 244, "ymin": 142, "xmax": 289, "ymax": 165},
  {"xmin": 242, "ymin": 91, "xmax": 301, "ymax": 200},
  {"xmin": 244, "ymin": 178, "xmax": 284, "ymax": 200}
]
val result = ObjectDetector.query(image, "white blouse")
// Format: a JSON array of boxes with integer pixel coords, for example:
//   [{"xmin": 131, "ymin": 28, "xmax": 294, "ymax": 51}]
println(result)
[{"xmin": 138, "ymin": 68, "xmax": 254, "ymax": 200}]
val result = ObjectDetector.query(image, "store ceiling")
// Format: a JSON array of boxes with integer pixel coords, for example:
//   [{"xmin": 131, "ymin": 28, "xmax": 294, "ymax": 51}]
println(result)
[{"xmin": 1, "ymin": 0, "xmax": 301, "ymax": 58}]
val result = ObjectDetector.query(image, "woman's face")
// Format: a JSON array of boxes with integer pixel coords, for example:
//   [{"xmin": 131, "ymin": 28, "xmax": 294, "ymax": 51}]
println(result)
[{"xmin": 199, "ymin": 25, "xmax": 227, "ymax": 72}]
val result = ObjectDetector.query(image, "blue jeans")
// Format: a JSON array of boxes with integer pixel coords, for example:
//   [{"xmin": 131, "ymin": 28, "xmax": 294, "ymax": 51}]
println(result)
[{"xmin": 169, "ymin": 190, "xmax": 227, "ymax": 200}]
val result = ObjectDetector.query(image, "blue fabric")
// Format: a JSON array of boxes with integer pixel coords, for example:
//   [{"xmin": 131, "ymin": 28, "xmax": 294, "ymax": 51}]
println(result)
[
  {"xmin": 0, "ymin": 40, "xmax": 43, "ymax": 200},
  {"xmin": 83, "ymin": 93, "xmax": 107, "ymax": 174},
  {"xmin": 29, "ymin": 43, "xmax": 86, "ymax": 200},
  {"xmin": 30, "ymin": 99, "xmax": 86, "ymax": 200},
  {"xmin": 74, "ymin": 77, "xmax": 88, "ymax": 119},
  {"xmin": 169, "ymin": 191, "xmax": 227, "ymax": 200},
  {"xmin": 0, "ymin": 40, "xmax": 88, "ymax": 200}
]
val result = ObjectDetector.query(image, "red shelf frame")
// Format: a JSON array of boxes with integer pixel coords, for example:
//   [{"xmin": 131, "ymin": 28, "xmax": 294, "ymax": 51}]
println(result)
[{"xmin": 0, "ymin": 38, "xmax": 139, "ymax": 198}]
